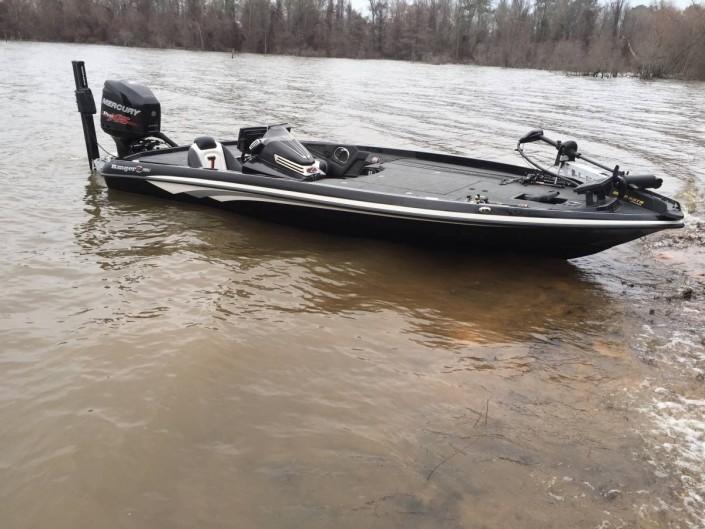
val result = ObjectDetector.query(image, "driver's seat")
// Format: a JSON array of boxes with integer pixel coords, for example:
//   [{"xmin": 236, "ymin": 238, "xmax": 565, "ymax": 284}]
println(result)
[{"xmin": 187, "ymin": 136, "xmax": 241, "ymax": 171}]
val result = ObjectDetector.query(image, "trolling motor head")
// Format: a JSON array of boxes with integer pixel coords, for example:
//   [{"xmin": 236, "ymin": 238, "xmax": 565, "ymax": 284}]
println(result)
[
  {"xmin": 557, "ymin": 140, "xmax": 578, "ymax": 162},
  {"xmin": 100, "ymin": 80, "xmax": 163, "ymax": 157},
  {"xmin": 518, "ymin": 129, "xmax": 545, "ymax": 144}
]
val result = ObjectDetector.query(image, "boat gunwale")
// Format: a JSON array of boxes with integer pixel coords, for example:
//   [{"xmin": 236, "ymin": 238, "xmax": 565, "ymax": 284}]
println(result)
[
  {"xmin": 108, "ymin": 141, "xmax": 683, "ymax": 226},
  {"xmin": 100, "ymin": 166, "xmax": 684, "ymax": 229}
]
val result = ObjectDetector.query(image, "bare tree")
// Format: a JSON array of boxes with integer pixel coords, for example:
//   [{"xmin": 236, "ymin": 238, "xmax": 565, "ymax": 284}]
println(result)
[{"xmin": 3, "ymin": 0, "xmax": 703, "ymax": 79}]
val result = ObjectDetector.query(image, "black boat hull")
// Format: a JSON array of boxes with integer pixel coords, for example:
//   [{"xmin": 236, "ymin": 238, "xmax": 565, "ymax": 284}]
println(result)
[{"xmin": 104, "ymin": 173, "xmax": 672, "ymax": 259}]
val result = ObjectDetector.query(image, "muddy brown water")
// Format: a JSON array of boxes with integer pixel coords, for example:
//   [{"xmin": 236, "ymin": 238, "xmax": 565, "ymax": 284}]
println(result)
[{"xmin": 1, "ymin": 42, "xmax": 704, "ymax": 529}]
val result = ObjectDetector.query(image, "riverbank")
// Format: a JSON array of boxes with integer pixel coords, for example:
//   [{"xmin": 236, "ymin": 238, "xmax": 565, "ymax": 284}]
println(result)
[{"xmin": 3, "ymin": 20, "xmax": 705, "ymax": 82}]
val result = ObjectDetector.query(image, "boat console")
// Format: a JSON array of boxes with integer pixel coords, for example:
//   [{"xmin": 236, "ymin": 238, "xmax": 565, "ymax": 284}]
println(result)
[{"xmin": 238, "ymin": 125, "xmax": 326, "ymax": 180}]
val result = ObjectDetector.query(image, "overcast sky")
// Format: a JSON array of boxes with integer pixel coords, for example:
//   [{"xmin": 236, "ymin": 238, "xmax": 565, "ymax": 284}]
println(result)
[{"xmin": 349, "ymin": 0, "xmax": 701, "ymax": 15}]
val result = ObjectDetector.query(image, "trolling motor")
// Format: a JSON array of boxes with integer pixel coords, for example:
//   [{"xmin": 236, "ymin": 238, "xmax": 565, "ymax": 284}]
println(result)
[
  {"xmin": 516, "ymin": 129, "xmax": 663, "ymax": 209},
  {"xmin": 72, "ymin": 61, "xmax": 177, "ymax": 164}
]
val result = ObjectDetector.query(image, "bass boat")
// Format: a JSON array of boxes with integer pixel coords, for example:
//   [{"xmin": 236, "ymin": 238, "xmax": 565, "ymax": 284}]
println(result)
[{"xmin": 72, "ymin": 61, "xmax": 684, "ymax": 258}]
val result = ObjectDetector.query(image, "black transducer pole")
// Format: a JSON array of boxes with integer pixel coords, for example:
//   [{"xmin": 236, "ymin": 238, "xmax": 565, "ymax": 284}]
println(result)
[{"xmin": 72, "ymin": 61, "xmax": 99, "ymax": 169}]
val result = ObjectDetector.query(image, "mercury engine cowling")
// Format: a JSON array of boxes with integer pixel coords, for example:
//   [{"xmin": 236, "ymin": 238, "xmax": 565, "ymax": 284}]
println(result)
[
  {"xmin": 243, "ymin": 125, "xmax": 326, "ymax": 180},
  {"xmin": 101, "ymin": 80, "xmax": 161, "ymax": 157}
]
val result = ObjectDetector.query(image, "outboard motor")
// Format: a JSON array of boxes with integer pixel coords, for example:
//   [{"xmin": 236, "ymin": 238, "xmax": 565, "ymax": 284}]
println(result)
[{"xmin": 100, "ymin": 80, "xmax": 164, "ymax": 157}]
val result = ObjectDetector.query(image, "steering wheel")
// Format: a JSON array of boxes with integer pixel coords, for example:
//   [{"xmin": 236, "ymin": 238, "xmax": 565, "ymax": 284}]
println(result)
[{"xmin": 324, "ymin": 145, "xmax": 371, "ymax": 178}]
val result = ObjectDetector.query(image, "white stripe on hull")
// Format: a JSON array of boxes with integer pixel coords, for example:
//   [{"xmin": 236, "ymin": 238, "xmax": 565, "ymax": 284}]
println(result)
[
  {"xmin": 151, "ymin": 181, "xmax": 219, "ymax": 195},
  {"xmin": 144, "ymin": 175, "xmax": 682, "ymax": 229}
]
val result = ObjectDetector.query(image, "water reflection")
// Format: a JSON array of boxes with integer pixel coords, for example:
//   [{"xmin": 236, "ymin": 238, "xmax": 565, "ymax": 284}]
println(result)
[
  {"xmin": 59, "ymin": 174, "xmax": 658, "ymax": 529},
  {"xmin": 76, "ymin": 175, "xmax": 617, "ymax": 350}
]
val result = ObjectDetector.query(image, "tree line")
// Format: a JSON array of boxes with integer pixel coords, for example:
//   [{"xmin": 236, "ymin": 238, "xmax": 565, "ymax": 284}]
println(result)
[{"xmin": 1, "ymin": 0, "xmax": 704, "ymax": 79}]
